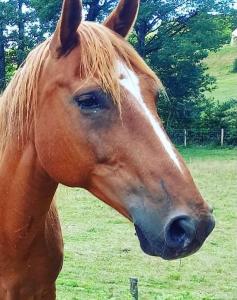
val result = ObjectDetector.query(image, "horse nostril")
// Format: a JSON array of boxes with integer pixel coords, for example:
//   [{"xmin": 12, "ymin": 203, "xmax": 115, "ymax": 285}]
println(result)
[
  {"xmin": 165, "ymin": 216, "xmax": 196, "ymax": 249},
  {"xmin": 207, "ymin": 203, "xmax": 214, "ymax": 214}
]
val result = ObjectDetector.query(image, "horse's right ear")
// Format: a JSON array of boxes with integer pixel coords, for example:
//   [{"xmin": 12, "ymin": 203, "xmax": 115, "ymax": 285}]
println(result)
[
  {"xmin": 104, "ymin": 0, "xmax": 139, "ymax": 38},
  {"xmin": 50, "ymin": 0, "xmax": 82, "ymax": 58}
]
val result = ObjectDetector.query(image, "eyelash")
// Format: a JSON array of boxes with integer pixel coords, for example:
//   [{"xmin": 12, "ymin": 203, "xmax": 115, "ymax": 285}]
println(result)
[{"xmin": 74, "ymin": 91, "xmax": 108, "ymax": 111}]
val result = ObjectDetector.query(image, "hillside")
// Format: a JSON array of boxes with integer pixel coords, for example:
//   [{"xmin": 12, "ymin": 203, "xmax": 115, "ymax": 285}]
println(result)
[{"xmin": 204, "ymin": 45, "xmax": 237, "ymax": 102}]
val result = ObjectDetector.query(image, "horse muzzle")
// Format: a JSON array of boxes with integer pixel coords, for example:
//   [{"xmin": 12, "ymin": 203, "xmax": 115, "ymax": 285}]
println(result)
[{"xmin": 134, "ymin": 213, "xmax": 215, "ymax": 260}]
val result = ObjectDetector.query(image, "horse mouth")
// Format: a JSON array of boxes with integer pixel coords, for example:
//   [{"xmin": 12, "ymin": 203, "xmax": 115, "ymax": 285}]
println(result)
[
  {"xmin": 134, "ymin": 224, "xmax": 166, "ymax": 257},
  {"xmin": 134, "ymin": 224, "xmax": 202, "ymax": 260},
  {"xmin": 134, "ymin": 224, "xmax": 155, "ymax": 256}
]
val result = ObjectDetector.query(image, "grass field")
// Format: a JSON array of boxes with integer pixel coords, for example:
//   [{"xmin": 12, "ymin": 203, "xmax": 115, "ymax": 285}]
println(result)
[
  {"xmin": 56, "ymin": 147, "xmax": 237, "ymax": 300},
  {"xmin": 204, "ymin": 45, "xmax": 237, "ymax": 102}
]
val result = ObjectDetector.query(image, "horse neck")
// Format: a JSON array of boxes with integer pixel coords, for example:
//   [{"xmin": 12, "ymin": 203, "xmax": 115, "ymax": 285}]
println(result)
[{"xmin": 0, "ymin": 139, "xmax": 58, "ymax": 253}]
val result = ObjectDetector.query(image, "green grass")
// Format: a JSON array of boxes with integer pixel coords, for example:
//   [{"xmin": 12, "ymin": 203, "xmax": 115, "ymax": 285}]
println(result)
[
  {"xmin": 56, "ymin": 148, "xmax": 237, "ymax": 299},
  {"xmin": 204, "ymin": 45, "xmax": 237, "ymax": 102}
]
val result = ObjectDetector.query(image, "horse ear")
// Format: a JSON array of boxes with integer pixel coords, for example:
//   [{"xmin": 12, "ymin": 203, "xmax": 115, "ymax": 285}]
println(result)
[
  {"xmin": 50, "ymin": 0, "xmax": 83, "ymax": 58},
  {"xmin": 104, "ymin": 0, "xmax": 140, "ymax": 38}
]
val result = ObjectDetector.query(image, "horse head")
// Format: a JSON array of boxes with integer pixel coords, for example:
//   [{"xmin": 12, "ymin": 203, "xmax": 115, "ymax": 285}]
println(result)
[{"xmin": 34, "ymin": 0, "xmax": 214, "ymax": 260}]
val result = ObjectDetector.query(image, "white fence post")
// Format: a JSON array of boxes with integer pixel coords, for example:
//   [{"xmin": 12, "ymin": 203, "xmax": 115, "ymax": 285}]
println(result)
[
  {"xmin": 184, "ymin": 129, "xmax": 187, "ymax": 147},
  {"xmin": 221, "ymin": 128, "xmax": 224, "ymax": 147}
]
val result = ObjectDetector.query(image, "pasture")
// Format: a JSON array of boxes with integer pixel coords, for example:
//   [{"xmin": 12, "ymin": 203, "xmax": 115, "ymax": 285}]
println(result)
[
  {"xmin": 204, "ymin": 45, "xmax": 237, "ymax": 102},
  {"xmin": 56, "ymin": 147, "xmax": 237, "ymax": 300}
]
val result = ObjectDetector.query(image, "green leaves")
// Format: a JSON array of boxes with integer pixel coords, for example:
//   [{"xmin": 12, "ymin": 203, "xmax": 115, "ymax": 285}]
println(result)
[{"xmin": 130, "ymin": 0, "xmax": 236, "ymax": 130}]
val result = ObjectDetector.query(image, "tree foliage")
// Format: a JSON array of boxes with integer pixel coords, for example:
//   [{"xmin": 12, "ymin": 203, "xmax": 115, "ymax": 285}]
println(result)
[
  {"xmin": 150, "ymin": 13, "xmax": 232, "ymax": 128},
  {"xmin": 200, "ymin": 98, "xmax": 237, "ymax": 144},
  {"xmin": 0, "ymin": 0, "xmax": 45, "ymax": 90}
]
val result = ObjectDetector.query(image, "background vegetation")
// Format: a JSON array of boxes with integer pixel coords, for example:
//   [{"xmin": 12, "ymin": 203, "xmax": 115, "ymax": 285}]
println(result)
[
  {"xmin": 204, "ymin": 45, "xmax": 237, "ymax": 102},
  {"xmin": 0, "ymin": 0, "xmax": 236, "ymax": 143}
]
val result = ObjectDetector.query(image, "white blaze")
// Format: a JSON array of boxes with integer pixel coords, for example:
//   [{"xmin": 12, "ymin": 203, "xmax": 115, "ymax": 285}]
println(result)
[{"xmin": 117, "ymin": 61, "xmax": 183, "ymax": 173}]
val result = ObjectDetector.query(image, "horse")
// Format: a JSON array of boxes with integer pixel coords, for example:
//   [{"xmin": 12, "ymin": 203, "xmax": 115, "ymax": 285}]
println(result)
[{"xmin": 0, "ymin": 0, "xmax": 215, "ymax": 298}]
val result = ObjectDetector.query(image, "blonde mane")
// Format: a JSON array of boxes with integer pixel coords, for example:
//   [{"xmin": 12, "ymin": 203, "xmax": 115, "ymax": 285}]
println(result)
[{"xmin": 0, "ymin": 22, "xmax": 162, "ymax": 157}]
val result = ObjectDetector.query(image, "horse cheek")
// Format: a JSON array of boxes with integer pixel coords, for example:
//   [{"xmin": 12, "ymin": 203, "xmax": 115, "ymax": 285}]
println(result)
[{"xmin": 34, "ymin": 101, "xmax": 95, "ymax": 187}]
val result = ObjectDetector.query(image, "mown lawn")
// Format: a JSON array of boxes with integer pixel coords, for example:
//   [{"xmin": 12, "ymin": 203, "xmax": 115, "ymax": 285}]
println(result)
[{"xmin": 56, "ymin": 147, "xmax": 237, "ymax": 300}]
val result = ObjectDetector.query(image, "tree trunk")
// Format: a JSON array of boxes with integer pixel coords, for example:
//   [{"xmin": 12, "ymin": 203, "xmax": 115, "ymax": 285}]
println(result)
[
  {"xmin": 0, "ymin": 23, "xmax": 6, "ymax": 92},
  {"xmin": 135, "ymin": 20, "xmax": 147, "ymax": 58},
  {"xmin": 86, "ymin": 0, "xmax": 101, "ymax": 21},
  {"xmin": 17, "ymin": 0, "xmax": 25, "ymax": 67}
]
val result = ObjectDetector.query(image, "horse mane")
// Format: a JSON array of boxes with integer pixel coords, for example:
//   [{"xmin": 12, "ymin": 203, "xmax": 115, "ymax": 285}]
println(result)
[{"xmin": 0, "ymin": 22, "xmax": 162, "ymax": 157}]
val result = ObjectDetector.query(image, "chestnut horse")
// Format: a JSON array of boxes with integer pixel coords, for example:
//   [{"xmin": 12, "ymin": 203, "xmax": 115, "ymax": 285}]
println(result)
[{"xmin": 0, "ymin": 0, "xmax": 214, "ymax": 298}]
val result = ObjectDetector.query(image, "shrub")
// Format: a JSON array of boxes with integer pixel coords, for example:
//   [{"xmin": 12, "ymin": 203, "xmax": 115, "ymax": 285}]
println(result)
[{"xmin": 233, "ymin": 58, "xmax": 237, "ymax": 73}]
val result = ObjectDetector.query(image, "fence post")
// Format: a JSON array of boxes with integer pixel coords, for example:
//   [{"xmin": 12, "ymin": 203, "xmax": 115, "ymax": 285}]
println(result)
[
  {"xmin": 221, "ymin": 128, "xmax": 224, "ymax": 147},
  {"xmin": 184, "ymin": 129, "xmax": 187, "ymax": 147},
  {"xmin": 130, "ymin": 278, "xmax": 138, "ymax": 300}
]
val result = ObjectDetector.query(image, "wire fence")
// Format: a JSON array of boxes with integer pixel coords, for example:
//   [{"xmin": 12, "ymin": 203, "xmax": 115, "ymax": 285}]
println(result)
[{"xmin": 166, "ymin": 128, "xmax": 237, "ymax": 146}]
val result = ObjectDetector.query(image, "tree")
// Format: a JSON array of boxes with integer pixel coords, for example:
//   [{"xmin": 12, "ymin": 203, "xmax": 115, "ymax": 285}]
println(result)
[
  {"xmin": 0, "ymin": 0, "xmax": 45, "ymax": 91},
  {"xmin": 0, "ymin": 1, "xmax": 15, "ymax": 90},
  {"xmin": 127, "ymin": 0, "xmax": 235, "ymax": 128},
  {"xmin": 200, "ymin": 98, "xmax": 237, "ymax": 145},
  {"xmin": 133, "ymin": 0, "xmax": 234, "ymax": 56},
  {"xmin": 229, "ymin": 6, "xmax": 237, "ymax": 29},
  {"xmin": 30, "ymin": 0, "xmax": 116, "ymax": 34},
  {"xmin": 0, "ymin": 20, "xmax": 6, "ymax": 91},
  {"xmin": 148, "ymin": 13, "xmax": 232, "ymax": 128},
  {"xmin": 29, "ymin": 0, "xmax": 62, "ymax": 33}
]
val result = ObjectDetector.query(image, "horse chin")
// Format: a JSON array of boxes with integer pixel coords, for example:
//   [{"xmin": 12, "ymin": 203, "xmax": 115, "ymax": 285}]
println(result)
[
  {"xmin": 134, "ymin": 224, "xmax": 202, "ymax": 260},
  {"xmin": 134, "ymin": 224, "xmax": 161, "ymax": 257}
]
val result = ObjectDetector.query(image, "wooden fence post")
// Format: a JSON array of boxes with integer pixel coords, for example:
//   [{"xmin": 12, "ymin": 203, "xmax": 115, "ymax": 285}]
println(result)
[
  {"xmin": 221, "ymin": 128, "xmax": 224, "ymax": 147},
  {"xmin": 130, "ymin": 278, "xmax": 138, "ymax": 300},
  {"xmin": 184, "ymin": 129, "xmax": 187, "ymax": 147}
]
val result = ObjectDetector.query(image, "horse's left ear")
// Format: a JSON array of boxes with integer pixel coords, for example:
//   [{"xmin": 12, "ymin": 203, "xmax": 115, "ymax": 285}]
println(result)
[
  {"xmin": 104, "ymin": 0, "xmax": 140, "ymax": 38},
  {"xmin": 50, "ymin": 0, "xmax": 83, "ymax": 58}
]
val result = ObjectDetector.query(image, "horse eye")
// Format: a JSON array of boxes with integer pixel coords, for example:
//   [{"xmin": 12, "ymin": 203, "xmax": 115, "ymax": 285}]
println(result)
[{"xmin": 74, "ymin": 92, "xmax": 107, "ymax": 112}]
